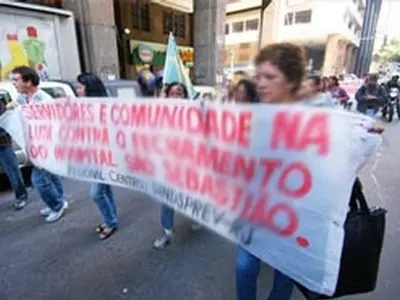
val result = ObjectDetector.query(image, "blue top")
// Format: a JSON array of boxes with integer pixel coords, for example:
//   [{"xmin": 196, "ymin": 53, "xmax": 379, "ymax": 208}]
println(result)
[{"xmin": 16, "ymin": 89, "xmax": 53, "ymax": 105}]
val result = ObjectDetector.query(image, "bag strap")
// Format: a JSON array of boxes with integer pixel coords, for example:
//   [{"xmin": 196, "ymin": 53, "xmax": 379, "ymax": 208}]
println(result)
[{"xmin": 349, "ymin": 177, "xmax": 370, "ymax": 213}]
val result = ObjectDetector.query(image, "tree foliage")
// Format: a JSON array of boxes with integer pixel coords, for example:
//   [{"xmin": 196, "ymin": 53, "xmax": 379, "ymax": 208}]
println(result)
[{"xmin": 376, "ymin": 38, "xmax": 400, "ymax": 63}]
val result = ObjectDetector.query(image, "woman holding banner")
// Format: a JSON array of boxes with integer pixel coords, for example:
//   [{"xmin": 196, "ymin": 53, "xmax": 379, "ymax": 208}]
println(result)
[
  {"xmin": 235, "ymin": 42, "xmax": 306, "ymax": 300},
  {"xmin": 153, "ymin": 82, "xmax": 202, "ymax": 249},
  {"xmin": 76, "ymin": 73, "xmax": 119, "ymax": 240},
  {"xmin": 235, "ymin": 43, "xmax": 384, "ymax": 300}
]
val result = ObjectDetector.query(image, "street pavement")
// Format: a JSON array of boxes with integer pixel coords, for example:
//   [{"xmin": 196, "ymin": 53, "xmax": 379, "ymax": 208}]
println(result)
[{"xmin": 1, "ymin": 120, "xmax": 400, "ymax": 300}]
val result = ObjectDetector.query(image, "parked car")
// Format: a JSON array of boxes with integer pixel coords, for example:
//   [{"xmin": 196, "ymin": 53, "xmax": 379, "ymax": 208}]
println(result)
[
  {"xmin": 0, "ymin": 80, "xmax": 74, "ymax": 179},
  {"xmin": 0, "ymin": 81, "xmax": 75, "ymax": 103},
  {"xmin": 53, "ymin": 79, "xmax": 143, "ymax": 98}
]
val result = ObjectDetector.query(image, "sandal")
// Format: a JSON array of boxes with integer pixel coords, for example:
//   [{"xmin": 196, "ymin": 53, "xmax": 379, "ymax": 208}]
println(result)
[
  {"xmin": 98, "ymin": 226, "xmax": 117, "ymax": 240},
  {"xmin": 95, "ymin": 224, "xmax": 106, "ymax": 233}
]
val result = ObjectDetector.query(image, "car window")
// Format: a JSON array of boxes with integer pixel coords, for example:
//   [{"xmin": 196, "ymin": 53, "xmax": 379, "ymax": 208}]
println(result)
[
  {"xmin": 105, "ymin": 88, "xmax": 113, "ymax": 97},
  {"xmin": 41, "ymin": 87, "xmax": 67, "ymax": 99},
  {"xmin": 117, "ymin": 87, "xmax": 136, "ymax": 99},
  {"xmin": 0, "ymin": 89, "xmax": 12, "ymax": 104}
]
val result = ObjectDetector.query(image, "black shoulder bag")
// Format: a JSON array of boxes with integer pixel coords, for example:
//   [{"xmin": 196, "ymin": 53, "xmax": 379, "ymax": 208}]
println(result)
[{"xmin": 297, "ymin": 178, "xmax": 387, "ymax": 299}]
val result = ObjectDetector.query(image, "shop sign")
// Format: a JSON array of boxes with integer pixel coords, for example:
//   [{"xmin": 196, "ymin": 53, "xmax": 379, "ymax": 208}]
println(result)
[
  {"xmin": 131, "ymin": 40, "xmax": 194, "ymax": 67},
  {"xmin": 138, "ymin": 44, "xmax": 154, "ymax": 63}
]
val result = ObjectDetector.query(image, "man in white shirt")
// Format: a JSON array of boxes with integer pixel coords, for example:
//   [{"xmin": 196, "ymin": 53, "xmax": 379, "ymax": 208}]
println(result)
[{"xmin": 8, "ymin": 66, "xmax": 68, "ymax": 223}]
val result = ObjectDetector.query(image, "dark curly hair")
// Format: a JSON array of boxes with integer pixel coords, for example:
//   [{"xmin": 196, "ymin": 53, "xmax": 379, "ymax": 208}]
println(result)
[
  {"xmin": 77, "ymin": 72, "xmax": 108, "ymax": 97},
  {"xmin": 328, "ymin": 75, "xmax": 339, "ymax": 87},
  {"xmin": 164, "ymin": 82, "xmax": 189, "ymax": 99},
  {"xmin": 235, "ymin": 79, "xmax": 259, "ymax": 103},
  {"xmin": 254, "ymin": 43, "xmax": 307, "ymax": 92}
]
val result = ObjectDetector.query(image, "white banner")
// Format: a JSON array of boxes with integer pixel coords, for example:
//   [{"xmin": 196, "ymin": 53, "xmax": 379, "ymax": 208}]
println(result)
[{"xmin": 0, "ymin": 98, "xmax": 381, "ymax": 295}]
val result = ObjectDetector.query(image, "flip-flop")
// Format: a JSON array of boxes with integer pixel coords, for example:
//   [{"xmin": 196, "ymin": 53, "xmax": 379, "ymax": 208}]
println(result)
[{"xmin": 98, "ymin": 227, "xmax": 117, "ymax": 240}]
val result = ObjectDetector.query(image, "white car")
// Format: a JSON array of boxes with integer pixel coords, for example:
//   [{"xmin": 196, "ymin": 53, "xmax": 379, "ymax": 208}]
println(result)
[
  {"xmin": 0, "ymin": 81, "xmax": 75, "ymax": 103},
  {"xmin": 0, "ymin": 81, "xmax": 75, "ymax": 176}
]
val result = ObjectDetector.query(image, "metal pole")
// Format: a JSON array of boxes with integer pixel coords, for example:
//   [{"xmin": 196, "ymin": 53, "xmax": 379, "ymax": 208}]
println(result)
[
  {"xmin": 258, "ymin": 0, "xmax": 272, "ymax": 50},
  {"xmin": 258, "ymin": 6, "xmax": 265, "ymax": 49}
]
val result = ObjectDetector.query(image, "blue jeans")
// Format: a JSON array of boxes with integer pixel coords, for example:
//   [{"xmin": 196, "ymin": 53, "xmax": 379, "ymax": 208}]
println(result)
[
  {"xmin": 31, "ymin": 167, "xmax": 64, "ymax": 212},
  {"xmin": 90, "ymin": 183, "xmax": 118, "ymax": 228},
  {"xmin": 161, "ymin": 204, "xmax": 174, "ymax": 230},
  {"xmin": 236, "ymin": 247, "xmax": 294, "ymax": 300},
  {"xmin": 0, "ymin": 147, "xmax": 27, "ymax": 201},
  {"xmin": 364, "ymin": 108, "xmax": 377, "ymax": 117},
  {"xmin": 359, "ymin": 108, "xmax": 377, "ymax": 117}
]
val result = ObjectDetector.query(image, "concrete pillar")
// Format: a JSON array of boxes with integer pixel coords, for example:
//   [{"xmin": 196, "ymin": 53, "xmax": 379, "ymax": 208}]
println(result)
[
  {"xmin": 193, "ymin": 0, "xmax": 226, "ymax": 86},
  {"xmin": 62, "ymin": 0, "xmax": 120, "ymax": 79},
  {"xmin": 323, "ymin": 34, "xmax": 348, "ymax": 76},
  {"xmin": 260, "ymin": 1, "xmax": 278, "ymax": 46}
]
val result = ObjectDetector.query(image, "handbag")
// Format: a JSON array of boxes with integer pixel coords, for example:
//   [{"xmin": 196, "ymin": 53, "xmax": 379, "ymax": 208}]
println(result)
[{"xmin": 297, "ymin": 178, "xmax": 387, "ymax": 299}]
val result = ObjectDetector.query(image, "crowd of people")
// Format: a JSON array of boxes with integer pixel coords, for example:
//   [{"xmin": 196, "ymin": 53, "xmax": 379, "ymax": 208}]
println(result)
[
  {"xmin": 0, "ymin": 42, "xmax": 384, "ymax": 300},
  {"xmin": 226, "ymin": 72, "xmax": 351, "ymax": 109}
]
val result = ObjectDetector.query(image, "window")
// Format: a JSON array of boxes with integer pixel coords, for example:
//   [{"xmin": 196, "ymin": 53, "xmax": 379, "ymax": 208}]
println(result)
[
  {"xmin": 245, "ymin": 19, "xmax": 259, "ymax": 31},
  {"xmin": 225, "ymin": 24, "xmax": 230, "ymax": 34},
  {"xmin": 163, "ymin": 10, "xmax": 186, "ymax": 38},
  {"xmin": 284, "ymin": 12, "xmax": 293, "ymax": 25},
  {"xmin": 175, "ymin": 14, "xmax": 186, "ymax": 38},
  {"xmin": 163, "ymin": 11, "xmax": 173, "ymax": 34},
  {"xmin": 40, "ymin": 87, "xmax": 67, "ymax": 99},
  {"xmin": 0, "ymin": 90, "xmax": 12, "ymax": 104},
  {"xmin": 294, "ymin": 10, "xmax": 312, "ymax": 24},
  {"xmin": 132, "ymin": 3, "xmax": 150, "ymax": 31},
  {"xmin": 232, "ymin": 21, "xmax": 244, "ymax": 33}
]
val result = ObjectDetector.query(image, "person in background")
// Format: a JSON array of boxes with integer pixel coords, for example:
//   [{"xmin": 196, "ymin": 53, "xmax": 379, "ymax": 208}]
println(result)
[
  {"xmin": 138, "ymin": 66, "xmax": 156, "ymax": 97},
  {"xmin": 154, "ymin": 76, "xmax": 164, "ymax": 97},
  {"xmin": 300, "ymin": 75, "xmax": 336, "ymax": 107},
  {"xmin": 321, "ymin": 76, "xmax": 329, "ymax": 93},
  {"xmin": 226, "ymin": 80, "xmax": 236, "ymax": 103},
  {"xmin": 8, "ymin": 66, "xmax": 67, "ymax": 223},
  {"xmin": 153, "ymin": 82, "xmax": 201, "ymax": 249},
  {"xmin": 385, "ymin": 75, "xmax": 400, "ymax": 90},
  {"xmin": 76, "ymin": 72, "xmax": 119, "ymax": 240},
  {"xmin": 234, "ymin": 79, "xmax": 258, "ymax": 103},
  {"xmin": 355, "ymin": 73, "xmax": 386, "ymax": 117},
  {"xmin": 327, "ymin": 75, "xmax": 350, "ymax": 108},
  {"xmin": 0, "ymin": 95, "xmax": 28, "ymax": 210}
]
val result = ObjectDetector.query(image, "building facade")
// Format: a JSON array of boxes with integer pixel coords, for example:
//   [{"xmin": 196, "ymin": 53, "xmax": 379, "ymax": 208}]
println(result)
[
  {"xmin": 114, "ymin": 0, "xmax": 194, "ymax": 80},
  {"xmin": 224, "ymin": 3, "xmax": 260, "ymax": 78},
  {"xmin": 0, "ymin": 0, "xmax": 81, "ymax": 80},
  {"xmin": 223, "ymin": 0, "xmax": 367, "ymax": 77},
  {"xmin": 263, "ymin": 0, "xmax": 366, "ymax": 76},
  {"xmin": 9, "ymin": 0, "xmax": 233, "ymax": 86}
]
